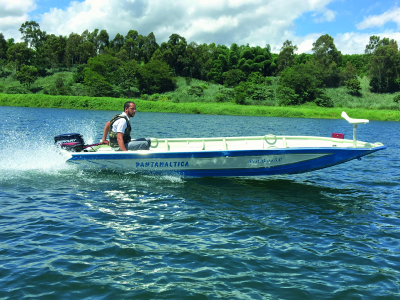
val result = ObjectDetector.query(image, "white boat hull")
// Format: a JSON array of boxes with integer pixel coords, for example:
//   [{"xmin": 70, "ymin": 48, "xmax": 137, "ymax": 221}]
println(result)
[
  {"xmin": 61, "ymin": 112, "xmax": 386, "ymax": 177},
  {"xmin": 67, "ymin": 141, "xmax": 385, "ymax": 177}
]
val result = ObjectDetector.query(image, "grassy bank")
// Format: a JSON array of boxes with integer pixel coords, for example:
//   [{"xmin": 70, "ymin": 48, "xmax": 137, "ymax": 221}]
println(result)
[{"xmin": 1, "ymin": 93, "xmax": 400, "ymax": 121}]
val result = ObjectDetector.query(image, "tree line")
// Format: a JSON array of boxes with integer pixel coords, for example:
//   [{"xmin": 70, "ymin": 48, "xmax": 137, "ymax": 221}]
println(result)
[{"xmin": 0, "ymin": 21, "xmax": 399, "ymax": 106}]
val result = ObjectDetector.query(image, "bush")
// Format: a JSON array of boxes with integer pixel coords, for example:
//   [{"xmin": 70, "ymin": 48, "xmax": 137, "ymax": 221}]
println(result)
[
  {"xmin": 199, "ymin": 83, "xmax": 208, "ymax": 90},
  {"xmin": 222, "ymin": 69, "xmax": 246, "ymax": 87},
  {"xmin": 187, "ymin": 85, "xmax": 203, "ymax": 97},
  {"xmin": 149, "ymin": 93, "xmax": 160, "ymax": 101},
  {"xmin": 345, "ymin": 78, "xmax": 361, "ymax": 96},
  {"xmin": 185, "ymin": 77, "xmax": 192, "ymax": 85},
  {"xmin": 250, "ymin": 85, "xmax": 275, "ymax": 102},
  {"xmin": 279, "ymin": 63, "xmax": 323, "ymax": 104},
  {"xmin": 276, "ymin": 86, "xmax": 299, "ymax": 106},
  {"xmin": 247, "ymin": 72, "xmax": 265, "ymax": 84},
  {"xmin": 4, "ymin": 85, "xmax": 27, "ymax": 94},
  {"xmin": 138, "ymin": 60, "xmax": 177, "ymax": 94},
  {"xmin": 234, "ymin": 92, "xmax": 246, "ymax": 105},
  {"xmin": 215, "ymin": 93, "xmax": 225, "ymax": 102},
  {"xmin": 314, "ymin": 93, "xmax": 334, "ymax": 107},
  {"xmin": 394, "ymin": 94, "xmax": 400, "ymax": 103}
]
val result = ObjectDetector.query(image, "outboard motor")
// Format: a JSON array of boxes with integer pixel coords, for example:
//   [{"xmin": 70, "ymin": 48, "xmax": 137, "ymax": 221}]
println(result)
[{"xmin": 54, "ymin": 133, "xmax": 85, "ymax": 152}]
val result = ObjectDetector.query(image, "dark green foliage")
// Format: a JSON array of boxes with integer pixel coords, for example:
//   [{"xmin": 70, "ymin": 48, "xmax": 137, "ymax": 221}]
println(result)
[
  {"xmin": 279, "ymin": 63, "xmax": 322, "ymax": 104},
  {"xmin": 185, "ymin": 77, "xmax": 192, "ymax": 85},
  {"xmin": 276, "ymin": 86, "xmax": 299, "ymax": 106},
  {"xmin": 0, "ymin": 33, "xmax": 8, "ymax": 60},
  {"xmin": 138, "ymin": 60, "xmax": 176, "ymax": 94},
  {"xmin": 187, "ymin": 85, "xmax": 204, "ymax": 97},
  {"xmin": 234, "ymin": 81, "xmax": 274, "ymax": 104},
  {"xmin": 16, "ymin": 64, "xmax": 38, "ymax": 88},
  {"xmin": 222, "ymin": 69, "xmax": 246, "ymax": 87},
  {"xmin": 6, "ymin": 42, "xmax": 33, "ymax": 71},
  {"xmin": 247, "ymin": 72, "xmax": 265, "ymax": 84},
  {"xmin": 277, "ymin": 40, "xmax": 298, "ymax": 73},
  {"xmin": 73, "ymin": 64, "xmax": 86, "ymax": 83},
  {"xmin": 215, "ymin": 93, "xmax": 224, "ymax": 102},
  {"xmin": 117, "ymin": 60, "xmax": 140, "ymax": 98},
  {"xmin": 314, "ymin": 92, "xmax": 334, "ymax": 107},
  {"xmin": 368, "ymin": 43, "xmax": 400, "ymax": 93},
  {"xmin": 341, "ymin": 61, "xmax": 358, "ymax": 85},
  {"xmin": 341, "ymin": 54, "xmax": 369, "ymax": 76},
  {"xmin": 4, "ymin": 85, "xmax": 27, "ymax": 94},
  {"xmin": 393, "ymin": 94, "xmax": 400, "ymax": 103},
  {"xmin": 312, "ymin": 34, "xmax": 342, "ymax": 88},
  {"xmin": 234, "ymin": 92, "xmax": 246, "ymax": 105},
  {"xmin": 345, "ymin": 78, "xmax": 362, "ymax": 96},
  {"xmin": 250, "ymin": 85, "xmax": 274, "ymax": 102}
]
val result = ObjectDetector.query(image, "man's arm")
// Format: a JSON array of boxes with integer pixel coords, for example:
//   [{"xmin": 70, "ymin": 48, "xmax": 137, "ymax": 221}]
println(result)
[
  {"xmin": 117, "ymin": 132, "xmax": 127, "ymax": 151},
  {"xmin": 102, "ymin": 121, "xmax": 110, "ymax": 145}
]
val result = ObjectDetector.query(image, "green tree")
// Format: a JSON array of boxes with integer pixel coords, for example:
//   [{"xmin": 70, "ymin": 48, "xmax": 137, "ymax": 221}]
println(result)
[
  {"xmin": 278, "ymin": 63, "xmax": 323, "ymax": 104},
  {"xmin": 112, "ymin": 33, "xmax": 125, "ymax": 53},
  {"xmin": 65, "ymin": 33, "xmax": 83, "ymax": 65},
  {"xmin": 6, "ymin": 42, "xmax": 33, "ymax": 71},
  {"xmin": 247, "ymin": 72, "xmax": 265, "ymax": 84},
  {"xmin": 369, "ymin": 42, "xmax": 400, "ymax": 93},
  {"xmin": 97, "ymin": 29, "xmax": 109, "ymax": 53},
  {"xmin": 312, "ymin": 34, "xmax": 342, "ymax": 87},
  {"xmin": 16, "ymin": 64, "xmax": 38, "ymax": 88},
  {"xmin": 277, "ymin": 40, "xmax": 298, "ymax": 73},
  {"xmin": 341, "ymin": 61, "xmax": 358, "ymax": 84},
  {"xmin": 138, "ymin": 60, "xmax": 176, "ymax": 94},
  {"xmin": 78, "ymin": 41, "xmax": 95, "ymax": 64},
  {"xmin": 222, "ymin": 69, "xmax": 246, "ymax": 87},
  {"xmin": 42, "ymin": 34, "xmax": 67, "ymax": 68},
  {"xmin": 19, "ymin": 21, "xmax": 47, "ymax": 51},
  {"xmin": 117, "ymin": 59, "xmax": 140, "ymax": 98},
  {"xmin": 142, "ymin": 32, "xmax": 158, "ymax": 63},
  {"xmin": 345, "ymin": 78, "xmax": 361, "ymax": 95},
  {"xmin": 276, "ymin": 86, "xmax": 299, "ymax": 106},
  {"xmin": 0, "ymin": 33, "xmax": 8, "ymax": 60}
]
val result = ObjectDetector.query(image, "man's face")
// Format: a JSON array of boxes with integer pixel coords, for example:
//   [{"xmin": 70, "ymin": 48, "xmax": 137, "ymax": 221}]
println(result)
[{"xmin": 126, "ymin": 104, "xmax": 136, "ymax": 118}]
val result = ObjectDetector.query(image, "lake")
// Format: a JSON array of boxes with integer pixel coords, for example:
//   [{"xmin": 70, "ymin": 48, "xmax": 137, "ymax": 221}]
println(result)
[{"xmin": 1, "ymin": 106, "xmax": 399, "ymax": 299}]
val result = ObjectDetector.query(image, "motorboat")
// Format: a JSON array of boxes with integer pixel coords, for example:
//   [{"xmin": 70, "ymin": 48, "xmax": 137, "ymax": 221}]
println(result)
[{"xmin": 54, "ymin": 112, "xmax": 386, "ymax": 177}]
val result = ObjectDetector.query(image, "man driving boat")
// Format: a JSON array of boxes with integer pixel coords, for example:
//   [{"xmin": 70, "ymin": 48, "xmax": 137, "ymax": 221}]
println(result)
[{"xmin": 101, "ymin": 101, "xmax": 151, "ymax": 151}]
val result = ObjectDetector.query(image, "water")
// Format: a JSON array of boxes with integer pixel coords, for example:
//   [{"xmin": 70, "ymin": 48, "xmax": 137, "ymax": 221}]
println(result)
[{"xmin": 1, "ymin": 106, "xmax": 399, "ymax": 299}]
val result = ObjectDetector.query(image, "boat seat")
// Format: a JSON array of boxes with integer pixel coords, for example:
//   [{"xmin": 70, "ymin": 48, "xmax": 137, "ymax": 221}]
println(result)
[{"xmin": 341, "ymin": 112, "xmax": 369, "ymax": 124}]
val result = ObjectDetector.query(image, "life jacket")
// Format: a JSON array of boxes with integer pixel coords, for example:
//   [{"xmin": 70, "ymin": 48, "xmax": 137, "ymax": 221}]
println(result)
[{"xmin": 109, "ymin": 114, "xmax": 132, "ymax": 148}]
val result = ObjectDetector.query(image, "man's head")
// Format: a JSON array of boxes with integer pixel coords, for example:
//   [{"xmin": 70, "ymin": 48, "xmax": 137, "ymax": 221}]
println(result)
[{"xmin": 124, "ymin": 101, "xmax": 136, "ymax": 118}]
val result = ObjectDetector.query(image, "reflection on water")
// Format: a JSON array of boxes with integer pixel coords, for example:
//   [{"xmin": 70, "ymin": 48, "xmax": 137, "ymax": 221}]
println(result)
[{"xmin": 0, "ymin": 106, "xmax": 399, "ymax": 299}]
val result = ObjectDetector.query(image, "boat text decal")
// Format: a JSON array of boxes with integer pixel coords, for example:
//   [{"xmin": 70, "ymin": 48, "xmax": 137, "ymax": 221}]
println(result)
[
  {"xmin": 136, "ymin": 161, "xmax": 189, "ymax": 168},
  {"xmin": 249, "ymin": 157, "xmax": 283, "ymax": 164}
]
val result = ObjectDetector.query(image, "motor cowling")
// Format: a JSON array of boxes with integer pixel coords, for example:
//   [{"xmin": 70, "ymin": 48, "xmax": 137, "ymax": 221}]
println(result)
[{"xmin": 54, "ymin": 133, "xmax": 85, "ymax": 152}]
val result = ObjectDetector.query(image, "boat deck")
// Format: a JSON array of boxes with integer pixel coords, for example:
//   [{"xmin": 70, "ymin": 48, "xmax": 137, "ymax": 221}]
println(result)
[{"xmin": 87, "ymin": 135, "xmax": 382, "ymax": 153}]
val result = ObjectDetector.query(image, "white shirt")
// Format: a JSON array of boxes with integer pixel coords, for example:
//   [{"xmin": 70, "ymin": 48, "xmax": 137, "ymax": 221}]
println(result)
[{"xmin": 112, "ymin": 112, "xmax": 130, "ymax": 134}]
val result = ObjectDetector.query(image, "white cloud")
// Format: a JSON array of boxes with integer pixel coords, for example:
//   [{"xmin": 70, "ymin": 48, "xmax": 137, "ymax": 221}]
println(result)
[
  {"xmin": 2, "ymin": 0, "xmax": 394, "ymax": 55},
  {"xmin": 0, "ymin": 0, "xmax": 36, "ymax": 39},
  {"xmin": 335, "ymin": 30, "xmax": 400, "ymax": 55},
  {"xmin": 357, "ymin": 6, "xmax": 400, "ymax": 30},
  {"xmin": 35, "ymin": 0, "xmax": 334, "ymax": 50},
  {"xmin": 314, "ymin": 9, "xmax": 336, "ymax": 23}
]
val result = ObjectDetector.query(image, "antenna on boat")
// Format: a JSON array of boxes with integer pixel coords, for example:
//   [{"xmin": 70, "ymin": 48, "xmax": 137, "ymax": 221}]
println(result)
[{"xmin": 341, "ymin": 112, "xmax": 369, "ymax": 147}]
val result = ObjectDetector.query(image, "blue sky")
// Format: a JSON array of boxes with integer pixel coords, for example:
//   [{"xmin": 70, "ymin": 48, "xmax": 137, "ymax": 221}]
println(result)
[{"xmin": 1, "ymin": 0, "xmax": 399, "ymax": 54}]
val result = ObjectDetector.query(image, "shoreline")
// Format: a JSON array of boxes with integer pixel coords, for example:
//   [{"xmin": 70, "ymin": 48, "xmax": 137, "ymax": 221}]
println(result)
[{"xmin": 1, "ymin": 93, "xmax": 399, "ymax": 121}]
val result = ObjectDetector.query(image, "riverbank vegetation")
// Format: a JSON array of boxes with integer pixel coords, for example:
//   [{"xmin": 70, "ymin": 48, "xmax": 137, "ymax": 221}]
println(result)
[
  {"xmin": 2, "ymin": 93, "xmax": 400, "ymax": 121},
  {"xmin": 1, "ymin": 21, "xmax": 400, "ymax": 116}
]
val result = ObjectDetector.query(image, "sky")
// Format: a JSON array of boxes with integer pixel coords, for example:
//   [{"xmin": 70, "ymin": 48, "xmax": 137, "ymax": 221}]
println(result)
[{"xmin": 0, "ymin": 0, "xmax": 399, "ymax": 54}]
